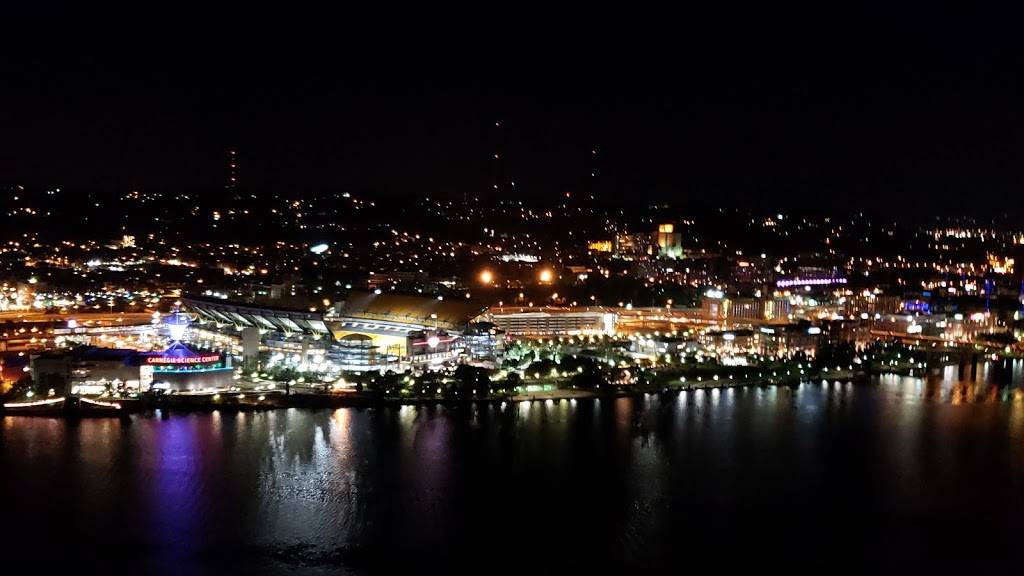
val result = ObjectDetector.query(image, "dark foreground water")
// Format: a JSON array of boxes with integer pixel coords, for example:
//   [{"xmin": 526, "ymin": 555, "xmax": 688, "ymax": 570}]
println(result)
[{"xmin": 4, "ymin": 364, "xmax": 1024, "ymax": 575}]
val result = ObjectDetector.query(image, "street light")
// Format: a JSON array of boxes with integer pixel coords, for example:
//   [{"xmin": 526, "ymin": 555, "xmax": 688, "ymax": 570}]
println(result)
[{"xmin": 479, "ymin": 269, "xmax": 494, "ymax": 285}]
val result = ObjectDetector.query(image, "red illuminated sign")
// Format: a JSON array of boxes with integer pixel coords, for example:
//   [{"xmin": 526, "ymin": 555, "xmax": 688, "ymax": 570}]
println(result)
[{"xmin": 146, "ymin": 355, "xmax": 221, "ymax": 365}]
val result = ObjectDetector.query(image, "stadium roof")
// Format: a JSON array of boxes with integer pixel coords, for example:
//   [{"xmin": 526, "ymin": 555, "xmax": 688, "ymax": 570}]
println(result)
[
  {"xmin": 335, "ymin": 291, "xmax": 487, "ymax": 330},
  {"xmin": 182, "ymin": 295, "xmax": 330, "ymax": 336}
]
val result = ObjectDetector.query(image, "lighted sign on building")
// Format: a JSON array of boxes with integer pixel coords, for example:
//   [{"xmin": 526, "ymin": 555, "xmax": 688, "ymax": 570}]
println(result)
[
  {"xmin": 146, "ymin": 354, "xmax": 222, "ymax": 365},
  {"xmin": 776, "ymin": 277, "xmax": 847, "ymax": 288}
]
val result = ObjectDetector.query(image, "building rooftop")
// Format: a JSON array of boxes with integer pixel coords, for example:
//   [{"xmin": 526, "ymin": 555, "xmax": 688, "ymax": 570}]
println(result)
[
  {"xmin": 141, "ymin": 341, "xmax": 205, "ymax": 359},
  {"xmin": 34, "ymin": 346, "xmax": 137, "ymax": 363},
  {"xmin": 335, "ymin": 291, "xmax": 487, "ymax": 330}
]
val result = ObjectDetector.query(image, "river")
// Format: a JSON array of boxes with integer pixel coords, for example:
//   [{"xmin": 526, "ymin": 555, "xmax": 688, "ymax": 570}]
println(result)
[{"xmin": 3, "ymin": 363, "xmax": 1024, "ymax": 574}]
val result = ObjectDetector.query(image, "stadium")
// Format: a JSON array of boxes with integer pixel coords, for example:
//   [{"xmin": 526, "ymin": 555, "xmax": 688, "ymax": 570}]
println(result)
[{"xmin": 181, "ymin": 291, "xmax": 503, "ymax": 374}]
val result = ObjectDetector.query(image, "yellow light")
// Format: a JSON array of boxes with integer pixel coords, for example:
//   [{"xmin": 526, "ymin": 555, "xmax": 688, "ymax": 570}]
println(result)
[
  {"xmin": 479, "ymin": 270, "xmax": 494, "ymax": 285},
  {"xmin": 538, "ymin": 269, "xmax": 553, "ymax": 283},
  {"xmin": 4, "ymin": 397, "xmax": 65, "ymax": 408},
  {"xmin": 81, "ymin": 398, "xmax": 120, "ymax": 409}
]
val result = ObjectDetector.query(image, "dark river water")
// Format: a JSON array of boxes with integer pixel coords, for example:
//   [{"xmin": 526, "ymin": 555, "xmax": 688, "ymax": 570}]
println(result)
[{"xmin": 4, "ymin": 364, "xmax": 1024, "ymax": 575}]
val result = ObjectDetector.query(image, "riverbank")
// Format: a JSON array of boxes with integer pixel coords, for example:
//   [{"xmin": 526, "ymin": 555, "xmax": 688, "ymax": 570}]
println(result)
[{"xmin": 2, "ymin": 370, "xmax": 873, "ymax": 417}]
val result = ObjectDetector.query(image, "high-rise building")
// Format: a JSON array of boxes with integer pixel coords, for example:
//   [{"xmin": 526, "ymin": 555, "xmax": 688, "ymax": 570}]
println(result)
[{"xmin": 656, "ymin": 224, "xmax": 683, "ymax": 258}]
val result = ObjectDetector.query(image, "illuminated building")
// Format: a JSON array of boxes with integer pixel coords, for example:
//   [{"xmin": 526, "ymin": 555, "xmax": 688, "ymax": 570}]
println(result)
[
  {"xmin": 485, "ymin": 307, "xmax": 614, "ymax": 336},
  {"xmin": 614, "ymin": 232, "xmax": 651, "ymax": 258},
  {"xmin": 462, "ymin": 322, "xmax": 506, "ymax": 362},
  {"xmin": 987, "ymin": 254, "xmax": 1014, "ymax": 275},
  {"xmin": 764, "ymin": 296, "xmax": 792, "ymax": 321},
  {"xmin": 701, "ymin": 290, "xmax": 800, "ymax": 325},
  {"xmin": 723, "ymin": 295, "xmax": 792, "ymax": 322},
  {"xmin": 817, "ymin": 319, "xmax": 871, "ymax": 347},
  {"xmin": 184, "ymin": 295, "xmax": 332, "ymax": 343},
  {"xmin": 567, "ymin": 266, "xmax": 591, "ymax": 283},
  {"xmin": 699, "ymin": 329, "xmax": 757, "ymax": 354},
  {"xmin": 331, "ymin": 292, "xmax": 501, "ymax": 370},
  {"xmin": 775, "ymin": 276, "xmax": 847, "ymax": 289},
  {"xmin": 701, "ymin": 290, "xmax": 730, "ymax": 321},
  {"xmin": 499, "ymin": 253, "xmax": 540, "ymax": 263},
  {"xmin": 334, "ymin": 334, "xmax": 380, "ymax": 370},
  {"xmin": 186, "ymin": 292, "xmax": 496, "ymax": 373},
  {"xmin": 728, "ymin": 298, "xmax": 764, "ymax": 321},
  {"xmin": 407, "ymin": 330, "xmax": 459, "ymax": 358},
  {"xmin": 140, "ymin": 342, "xmax": 234, "ymax": 392},
  {"xmin": 184, "ymin": 297, "xmax": 332, "ymax": 371},
  {"xmin": 29, "ymin": 343, "xmax": 233, "ymax": 394},
  {"xmin": 656, "ymin": 224, "xmax": 683, "ymax": 259},
  {"xmin": 32, "ymin": 347, "xmax": 146, "ymax": 395},
  {"xmin": 903, "ymin": 299, "xmax": 930, "ymax": 314},
  {"xmin": 757, "ymin": 324, "xmax": 821, "ymax": 357},
  {"xmin": 842, "ymin": 292, "xmax": 902, "ymax": 316}
]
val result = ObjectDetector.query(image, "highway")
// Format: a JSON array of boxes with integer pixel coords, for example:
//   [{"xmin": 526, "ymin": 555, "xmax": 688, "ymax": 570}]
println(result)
[
  {"xmin": 0, "ymin": 311, "xmax": 156, "ymax": 325},
  {"xmin": 0, "ymin": 311, "xmax": 158, "ymax": 352}
]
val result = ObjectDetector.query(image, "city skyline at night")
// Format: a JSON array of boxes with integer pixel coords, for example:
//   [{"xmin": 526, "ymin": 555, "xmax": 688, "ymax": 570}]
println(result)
[{"xmin": 5, "ymin": 7, "xmax": 1024, "ymax": 575}]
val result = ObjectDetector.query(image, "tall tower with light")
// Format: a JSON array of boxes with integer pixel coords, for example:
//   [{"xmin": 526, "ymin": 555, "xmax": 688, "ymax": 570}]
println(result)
[{"xmin": 225, "ymin": 149, "xmax": 239, "ymax": 192}]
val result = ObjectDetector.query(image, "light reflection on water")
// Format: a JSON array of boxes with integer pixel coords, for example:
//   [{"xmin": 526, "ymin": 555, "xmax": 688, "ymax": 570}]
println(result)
[{"xmin": 2, "ymin": 361, "xmax": 1024, "ymax": 574}]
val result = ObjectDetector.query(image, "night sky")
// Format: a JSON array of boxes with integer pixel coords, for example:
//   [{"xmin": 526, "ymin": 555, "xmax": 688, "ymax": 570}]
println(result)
[{"xmin": 4, "ymin": 7, "xmax": 1024, "ymax": 215}]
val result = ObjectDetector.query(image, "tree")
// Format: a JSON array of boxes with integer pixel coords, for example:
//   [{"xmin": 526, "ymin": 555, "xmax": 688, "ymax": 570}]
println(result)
[
  {"xmin": 570, "ymin": 358, "xmax": 607, "ymax": 389},
  {"xmin": 557, "ymin": 354, "xmax": 588, "ymax": 373},
  {"xmin": 454, "ymin": 365, "xmax": 490, "ymax": 398},
  {"xmin": 412, "ymin": 371, "xmax": 443, "ymax": 397},
  {"xmin": 38, "ymin": 373, "xmax": 69, "ymax": 396},
  {"xmin": 526, "ymin": 359, "xmax": 557, "ymax": 377},
  {"xmin": 379, "ymin": 371, "xmax": 403, "ymax": 396},
  {"xmin": 3, "ymin": 376, "xmax": 34, "ymax": 401},
  {"xmin": 501, "ymin": 371, "xmax": 522, "ymax": 397}
]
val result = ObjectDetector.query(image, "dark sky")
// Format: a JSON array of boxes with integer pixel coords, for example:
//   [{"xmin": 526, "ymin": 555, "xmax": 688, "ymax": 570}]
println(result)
[{"xmin": 4, "ymin": 6, "xmax": 1024, "ymax": 214}]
